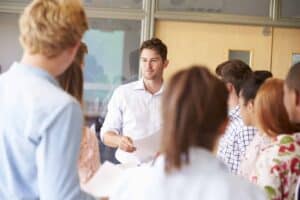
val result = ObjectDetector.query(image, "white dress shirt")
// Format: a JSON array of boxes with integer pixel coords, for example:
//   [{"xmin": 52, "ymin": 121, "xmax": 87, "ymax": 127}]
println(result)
[
  {"xmin": 110, "ymin": 148, "xmax": 266, "ymax": 200},
  {"xmin": 100, "ymin": 79, "xmax": 163, "ymax": 140}
]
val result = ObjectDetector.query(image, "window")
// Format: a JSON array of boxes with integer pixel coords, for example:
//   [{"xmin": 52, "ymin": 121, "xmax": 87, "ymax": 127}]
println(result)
[
  {"xmin": 83, "ymin": 0, "xmax": 143, "ymax": 9},
  {"xmin": 228, "ymin": 49, "xmax": 251, "ymax": 65},
  {"xmin": 280, "ymin": 0, "xmax": 300, "ymax": 18},
  {"xmin": 83, "ymin": 18, "xmax": 141, "ymax": 117},
  {"xmin": 292, "ymin": 53, "xmax": 300, "ymax": 65},
  {"xmin": 158, "ymin": 0, "xmax": 270, "ymax": 17},
  {"xmin": 0, "ymin": 13, "xmax": 22, "ymax": 73}
]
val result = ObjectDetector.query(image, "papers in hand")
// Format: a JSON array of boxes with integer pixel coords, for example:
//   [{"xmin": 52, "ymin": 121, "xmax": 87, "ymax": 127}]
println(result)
[
  {"xmin": 81, "ymin": 161, "xmax": 123, "ymax": 198},
  {"xmin": 115, "ymin": 131, "xmax": 161, "ymax": 164}
]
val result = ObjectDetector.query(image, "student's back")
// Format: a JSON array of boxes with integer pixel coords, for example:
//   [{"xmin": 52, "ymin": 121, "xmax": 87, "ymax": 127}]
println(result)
[
  {"xmin": 0, "ymin": 0, "xmax": 94, "ymax": 199},
  {"xmin": 0, "ymin": 63, "xmax": 83, "ymax": 199},
  {"xmin": 112, "ymin": 148, "xmax": 265, "ymax": 200}
]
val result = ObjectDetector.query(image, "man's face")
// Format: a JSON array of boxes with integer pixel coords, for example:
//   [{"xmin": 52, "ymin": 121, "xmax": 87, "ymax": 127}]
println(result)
[
  {"xmin": 140, "ymin": 48, "xmax": 168, "ymax": 81},
  {"xmin": 283, "ymin": 83, "xmax": 298, "ymax": 123}
]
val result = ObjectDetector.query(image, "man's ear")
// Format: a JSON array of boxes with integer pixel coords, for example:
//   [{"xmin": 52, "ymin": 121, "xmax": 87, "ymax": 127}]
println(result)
[
  {"xmin": 295, "ymin": 89, "xmax": 300, "ymax": 106},
  {"xmin": 163, "ymin": 59, "xmax": 169, "ymax": 69},
  {"xmin": 226, "ymin": 82, "xmax": 234, "ymax": 93},
  {"xmin": 247, "ymin": 99, "xmax": 254, "ymax": 112}
]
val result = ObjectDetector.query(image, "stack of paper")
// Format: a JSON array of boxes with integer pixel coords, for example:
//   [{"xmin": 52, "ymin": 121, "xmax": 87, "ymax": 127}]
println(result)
[{"xmin": 115, "ymin": 131, "xmax": 161, "ymax": 164}]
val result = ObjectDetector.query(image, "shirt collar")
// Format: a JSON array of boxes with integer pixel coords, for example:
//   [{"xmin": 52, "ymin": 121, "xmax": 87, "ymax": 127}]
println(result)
[
  {"xmin": 12, "ymin": 62, "xmax": 59, "ymax": 87},
  {"xmin": 134, "ymin": 78, "xmax": 164, "ymax": 95},
  {"xmin": 229, "ymin": 105, "xmax": 240, "ymax": 118}
]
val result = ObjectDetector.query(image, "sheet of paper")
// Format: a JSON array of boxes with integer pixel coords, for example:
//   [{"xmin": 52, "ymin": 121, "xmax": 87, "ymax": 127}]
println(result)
[
  {"xmin": 132, "ymin": 131, "xmax": 161, "ymax": 162},
  {"xmin": 81, "ymin": 161, "xmax": 123, "ymax": 198},
  {"xmin": 115, "ymin": 148, "xmax": 140, "ymax": 165},
  {"xmin": 115, "ymin": 131, "xmax": 161, "ymax": 164}
]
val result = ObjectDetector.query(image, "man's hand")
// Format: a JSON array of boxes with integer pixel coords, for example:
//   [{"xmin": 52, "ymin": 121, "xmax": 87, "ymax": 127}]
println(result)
[{"xmin": 118, "ymin": 136, "xmax": 136, "ymax": 152}]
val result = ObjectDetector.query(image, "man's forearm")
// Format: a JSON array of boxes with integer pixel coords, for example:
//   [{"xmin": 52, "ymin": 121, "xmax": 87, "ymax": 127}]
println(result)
[{"xmin": 103, "ymin": 131, "xmax": 122, "ymax": 148}]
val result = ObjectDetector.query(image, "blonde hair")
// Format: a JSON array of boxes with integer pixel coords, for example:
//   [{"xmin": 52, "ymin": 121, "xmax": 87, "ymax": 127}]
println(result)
[{"xmin": 19, "ymin": 0, "xmax": 88, "ymax": 58}]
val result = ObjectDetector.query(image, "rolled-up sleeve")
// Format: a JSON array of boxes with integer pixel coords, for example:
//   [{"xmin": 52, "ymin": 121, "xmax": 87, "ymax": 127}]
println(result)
[
  {"xmin": 36, "ymin": 101, "xmax": 95, "ymax": 200},
  {"xmin": 100, "ymin": 87, "xmax": 123, "ymax": 141}
]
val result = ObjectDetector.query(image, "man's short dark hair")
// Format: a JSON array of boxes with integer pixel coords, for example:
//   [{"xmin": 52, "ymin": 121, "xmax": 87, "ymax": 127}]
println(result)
[
  {"xmin": 140, "ymin": 38, "xmax": 168, "ymax": 61},
  {"xmin": 216, "ymin": 59, "xmax": 252, "ymax": 94}
]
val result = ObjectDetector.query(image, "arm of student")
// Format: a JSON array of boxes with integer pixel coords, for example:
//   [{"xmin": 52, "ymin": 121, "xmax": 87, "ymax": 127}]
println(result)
[{"xmin": 36, "ymin": 101, "xmax": 95, "ymax": 200}]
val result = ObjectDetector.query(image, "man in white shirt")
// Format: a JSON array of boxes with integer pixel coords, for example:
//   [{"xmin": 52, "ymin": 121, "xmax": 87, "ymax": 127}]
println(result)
[{"xmin": 100, "ymin": 38, "xmax": 169, "ymax": 161}]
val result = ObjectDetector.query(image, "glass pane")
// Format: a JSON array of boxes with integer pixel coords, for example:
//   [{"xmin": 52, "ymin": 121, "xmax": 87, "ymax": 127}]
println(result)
[
  {"xmin": 0, "ymin": 0, "xmax": 30, "ymax": 3},
  {"xmin": 281, "ymin": 0, "xmax": 300, "ymax": 18},
  {"xmin": 158, "ymin": 0, "xmax": 270, "ymax": 17},
  {"xmin": 292, "ymin": 53, "xmax": 300, "ymax": 65},
  {"xmin": 83, "ymin": 18, "xmax": 141, "ymax": 117},
  {"xmin": 83, "ymin": 0, "xmax": 143, "ymax": 9},
  {"xmin": 0, "ymin": 13, "xmax": 23, "ymax": 74},
  {"xmin": 229, "ymin": 50, "xmax": 251, "ymax": 65}
]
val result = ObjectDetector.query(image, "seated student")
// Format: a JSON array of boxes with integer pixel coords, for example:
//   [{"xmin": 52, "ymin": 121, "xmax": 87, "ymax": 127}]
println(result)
[
  {"xmin": 110, "ymin": 66, "xmax": 266, "ymax": 200},
  {"xmin": 251, "ymin": 78, "xmax": 300, "ymax": 200},
  {"xmin": 57, "ymin": 42, "xmax": 100, "ymax": 183},
  {"xmin": 238, "ymin": 71, "xmax": 272, "ymax": 178}
]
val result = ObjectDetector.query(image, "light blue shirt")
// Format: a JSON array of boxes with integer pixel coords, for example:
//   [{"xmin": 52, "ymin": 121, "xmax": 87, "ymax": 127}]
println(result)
[{"xmin": 0, "ymin": 62, "xmax": 95, "ymax": 200}]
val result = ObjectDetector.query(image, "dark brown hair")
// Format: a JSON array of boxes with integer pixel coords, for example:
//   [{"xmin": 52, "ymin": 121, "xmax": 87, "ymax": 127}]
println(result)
[
  {"xmin": 57, "ymin": 42, "xmax": 88, "ymax": 103},
  {"xmin": 286, "ymin": 62, "xmax": 300, "ymax": 93},
  {"xmin": 162, "ymin": 66, "xmax": 228, "ymax": 172},
  {"xmin": 215, "ymin": 59, "xmax": 252, "ymax": 94},
  {"xmin": 255, "ymin": 78, "xmax": 299, "ymax": 138},
  {"xmin": 240, "ymin": 70, "xmax": 272, "ymax": 104},
  {"xmin": 140, "ymin": 37, "xmax": 167, "ymax": 61}
]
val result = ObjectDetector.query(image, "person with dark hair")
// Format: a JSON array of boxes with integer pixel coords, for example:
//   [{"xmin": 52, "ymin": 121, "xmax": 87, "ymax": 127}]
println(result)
[
  {"xmin": 110, "ymin": 66, "xmax": 266, "ymax": 200},
  {"xmin": 238, "ymin": 70, "xmax": 272, "ymax": 129},
  {"xmin": 239, "ymin": 77, "xmax": 298, "ymax": 182},
  {"xmin": 100, "ymin": 38, "xmax": 169, "ymax": 163},
  {"xmin": 238, "ymin": 71, "xmax": 272, "ymax": 178},
  {"xmin": 216, "ymin": 59, "xmax": 257, "ymax": 174},
  {"xmin": 57, "ymin": 42, "xmax": 100, "ymax": 184}
]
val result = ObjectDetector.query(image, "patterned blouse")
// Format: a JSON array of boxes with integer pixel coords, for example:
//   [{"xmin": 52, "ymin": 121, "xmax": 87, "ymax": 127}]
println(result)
[
  {"xmin": 251, "ymin": 133, "xmax": 300, "ymax": 200},
  {"xmin": 239, "ymin": 133, "xmax": 272, "ymax": 179},
  {"xmin": 78, "ymin": 127, "xmax": 101, "ymax": 183}
]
